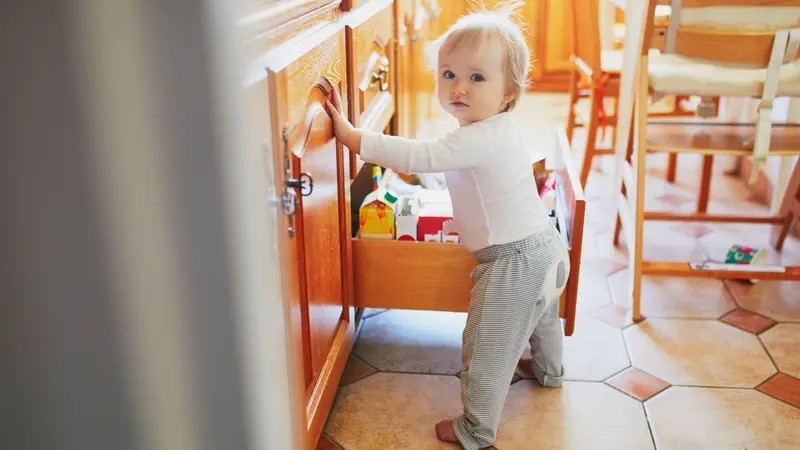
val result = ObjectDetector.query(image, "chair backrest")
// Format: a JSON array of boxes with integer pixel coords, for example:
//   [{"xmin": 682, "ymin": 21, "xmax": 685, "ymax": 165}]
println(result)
[
  {"xmin": 570, "ymin": 0, "xmax": 602, "ymax": 75},
  {"xmin": 644, "ymin": 0, "xmax": 800, "ymax": 66}
]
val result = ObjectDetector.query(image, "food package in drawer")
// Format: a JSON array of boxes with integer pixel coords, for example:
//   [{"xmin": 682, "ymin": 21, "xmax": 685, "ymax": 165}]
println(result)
[
  {"xmin": 418, "ymin": 198, "xmax": 456, "ymax": 243},
  {"xmin": 442, "ymin": 219, "xmax": 460, "ymax": 244},
  {"xmin": 395, "ymin": 197, "xmax": 420, "ymax": 241},
  {"xmin": 358, "ymin": 189, "xmax": 398, "ymax": 239}
]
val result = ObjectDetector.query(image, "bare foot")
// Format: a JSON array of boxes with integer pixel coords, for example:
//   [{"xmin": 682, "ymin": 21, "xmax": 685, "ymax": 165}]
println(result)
[
  {"xmin": 436, "ymin": 420, "xmax": 498, "ymax": 449},
  {"xmin": 516, "ymin": 358, "xmax": 534, "ymax": 378},
  {"xmin": 435, "ymin": 419, "xmax": 458, "ymax": 443}
]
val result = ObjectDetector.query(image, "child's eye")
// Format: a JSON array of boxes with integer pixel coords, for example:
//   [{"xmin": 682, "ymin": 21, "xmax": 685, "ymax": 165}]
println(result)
[
  {"xmin": 470, "ymin": 73, "xmax": 485, "ymax": 82},
  {"xmin": 443, "ymin": 70, "xmax": 455, "ymax": 79}
]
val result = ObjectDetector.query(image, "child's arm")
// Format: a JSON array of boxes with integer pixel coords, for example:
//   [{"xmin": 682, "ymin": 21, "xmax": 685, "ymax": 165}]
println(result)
[{"xmin": 326, "ymin": 88, "xmax": 488, "ymax": 174}]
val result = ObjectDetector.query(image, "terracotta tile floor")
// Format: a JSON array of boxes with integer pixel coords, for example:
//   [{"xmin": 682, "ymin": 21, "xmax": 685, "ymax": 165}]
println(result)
[{"xmin": 322, "ymin": 94, "xmax": 800, "ymax": 449}]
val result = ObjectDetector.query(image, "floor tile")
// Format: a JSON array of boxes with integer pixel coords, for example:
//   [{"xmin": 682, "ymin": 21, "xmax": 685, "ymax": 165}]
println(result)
[
  {"xmin": 647, "ymin": 386, "xmax": 800, "ymax": 449},
  {"xmin": 362, "ymin": 308, "xmax": 389, "ymax": 318},
  {"xmin": 340, "ymin": 355, "xmax": 377, "ymax": 386},
  {"xmin": 719, "ymin": 308, "xmax": 776, "ymax": 335},
  {"xmin": 575, "ymin": 260, "xmax": 615, "ymax": 314},
  {"xmin": 672, "ymin": 222, "xmax": 711, "ymax": 238},
  {"xmin": 591, "ymin": 304, "xmax": 635, "ymax": 329},
  {"xmin": 624, "ymin": 319, "xmax": 776, "ymax": 387},
  {"xmin": 609, "ymin": 270, "xmax": 735, "ymax": 319},
  {"xmin": 760, "ymin": 323, "xmax": 800, "ymax": 379},
  {"xmin": 520, "ymin": 316, "xmax": 629, "ymax": 382},
  {"xmin": 315, "ymin": 435, "xmax": 341, "ymax": 450},
  {"xmin": 494, "ymin": 381, "xmax": 655, "ymax": 450},
  {"xmin": 325, "ymin": 373, "xmax": 461, "ymax": 450},
  {"xmin": 605, "ymin": 367, "xmax": 670, "ymax": 402},
  {"xmin": 758, "ymin": 373, "xmax": 800, "ymax": 409},
  {"xmin": 353, "ymin": 310, "xmax": 466, "ymax": 375},
  {"xmin": 656, "ymin": 192, "xmax": 693, "ymax": 206},
  {"xmin": 725, "ymin": 280, "xmax": 800, "ymax": 322}
]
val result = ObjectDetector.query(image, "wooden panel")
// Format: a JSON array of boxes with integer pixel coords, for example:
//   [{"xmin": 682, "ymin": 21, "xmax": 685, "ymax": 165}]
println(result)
[
  {"xmin": 266, "ymin": 24, "xmax": 355, "ymax": 450},
  {"xmin": 394, "ymin": 0, "xmax": 419, "ymax": 138},
  {"xmin": 238, "ymin": 0, "xmax": 341, "ymax": 55},
  {"xmin": 348, "ymin": 0, "xmax": 395, "ymax": 127},
  {"xmin": 646, "ymin": 121, "xmax": 800, "ymax": 155},
  {"xmin": 672, "ymin": 29, "xmax": 789, "ymax": 65},
  {"xmin": 353, "ymin": 239, "xmax": 475, "ymax": 312},
  {"xmin": 682, "ymin": 0, "xmax": 800, "ymax": 6},
  {"xmin": 554, "ymin": 126, "xmax": 586, "ymax": 337}
]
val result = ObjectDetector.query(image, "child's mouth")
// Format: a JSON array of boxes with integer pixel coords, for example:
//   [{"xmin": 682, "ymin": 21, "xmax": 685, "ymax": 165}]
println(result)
[{"xmin": 450, "ymin": 101, "xmax": 469, "ymax": 108}]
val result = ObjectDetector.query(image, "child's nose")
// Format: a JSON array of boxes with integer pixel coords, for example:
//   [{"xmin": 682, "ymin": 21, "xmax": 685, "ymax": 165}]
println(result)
[{"xmin": 452, "ymin": 80, "xmax": 467, "ymax": 96}]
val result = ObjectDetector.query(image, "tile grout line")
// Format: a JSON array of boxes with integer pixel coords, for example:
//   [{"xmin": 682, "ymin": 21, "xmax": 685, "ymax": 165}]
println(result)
[
  {"xmin": 756, "ymin": 334, "xmax": 781, "ymax": 373},
  {"xmin": 602, "ymin": 365, "xmax": 634, "ymax": 384},
  {"xmin": 642, "ymin": 402, "xmax": 659, "ymax": 450}
]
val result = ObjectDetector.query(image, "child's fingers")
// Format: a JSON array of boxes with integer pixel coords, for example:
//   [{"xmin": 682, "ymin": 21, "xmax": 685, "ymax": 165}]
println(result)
[
  {"xmin": 332, "ymin": 87, "xmax": 344, "ymax": 111},
  {"xmin": 326, "ymin": 100, "xmax": 337, "ymax": 117}
]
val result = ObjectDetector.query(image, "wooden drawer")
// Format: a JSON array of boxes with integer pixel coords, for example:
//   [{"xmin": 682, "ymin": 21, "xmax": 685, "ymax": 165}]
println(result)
[
  {"xmin": 345, "ymin": 0, "xmax": 396, "ymax": 175},
  {"xmin": 351, "ymin": 126, "xmax": 586, "ymax": 336},
  {"xmin": 265, "ymin": 23, "xmax": 355, "ymax": 450}
]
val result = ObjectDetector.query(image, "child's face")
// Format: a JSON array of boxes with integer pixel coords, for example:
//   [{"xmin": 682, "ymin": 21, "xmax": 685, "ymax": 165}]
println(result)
[{"xmin": 437, "ymin": 38, "xmax": 516, "ymax": 126}]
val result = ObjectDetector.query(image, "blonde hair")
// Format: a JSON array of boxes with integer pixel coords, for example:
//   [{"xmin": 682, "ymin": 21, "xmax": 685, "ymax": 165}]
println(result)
[{"xmin": 425, "ymin": 0, "xmax": 531, "ymax": 110}]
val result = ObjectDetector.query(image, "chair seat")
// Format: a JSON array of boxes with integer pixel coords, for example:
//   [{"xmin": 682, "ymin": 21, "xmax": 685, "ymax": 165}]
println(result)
[
  {"xmin": 648, "ymin": 50, "xmax": 800, "ymax": 98},
  {"xmin": 601, "ymin": 49, "xmax": 623, "ymax": 74}
]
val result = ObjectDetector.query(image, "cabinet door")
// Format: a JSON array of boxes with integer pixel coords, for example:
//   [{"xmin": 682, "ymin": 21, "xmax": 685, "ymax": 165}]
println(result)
[
  {"xmin": 267, "ymin": 26, "xmax": 355, "ymax": 450},
  {"xmin": 346, "ymin": 0, "xmax": 396, "ymax": 175}
]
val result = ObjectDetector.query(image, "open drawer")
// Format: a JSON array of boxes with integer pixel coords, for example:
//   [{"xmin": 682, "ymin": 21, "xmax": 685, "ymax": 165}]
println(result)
[{"xmin": 351, "ymin": 126, "xmax": 586, "ymax": 336}]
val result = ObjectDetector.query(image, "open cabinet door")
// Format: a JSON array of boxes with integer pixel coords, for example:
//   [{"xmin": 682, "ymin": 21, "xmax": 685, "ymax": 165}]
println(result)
[{"xmin": 267, "ymin": 24, "xmax": 355, "ymax": 450}]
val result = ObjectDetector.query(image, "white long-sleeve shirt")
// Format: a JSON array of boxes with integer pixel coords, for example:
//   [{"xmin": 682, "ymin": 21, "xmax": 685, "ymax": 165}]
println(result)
[{"xmin": 360, "ymin": 112, "xmax": 552, "ymax": 252}]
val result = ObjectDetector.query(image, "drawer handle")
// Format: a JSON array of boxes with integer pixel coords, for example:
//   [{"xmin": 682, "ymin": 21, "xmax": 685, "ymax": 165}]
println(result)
[{"xmin": 371, "ymin": 65, "xmax": 389, "ymax": 92}]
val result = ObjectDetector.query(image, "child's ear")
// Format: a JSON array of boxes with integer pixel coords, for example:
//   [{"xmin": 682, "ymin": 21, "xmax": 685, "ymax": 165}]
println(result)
[{"xmin": 503, "ymin": 86, "xmax": 518, "ymax": 107}]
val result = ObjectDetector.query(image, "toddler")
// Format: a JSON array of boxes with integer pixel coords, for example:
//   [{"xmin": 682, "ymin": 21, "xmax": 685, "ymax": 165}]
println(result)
[{"xmin": 326, "ymin": 2, "xmax": 570, "ymax": 449}]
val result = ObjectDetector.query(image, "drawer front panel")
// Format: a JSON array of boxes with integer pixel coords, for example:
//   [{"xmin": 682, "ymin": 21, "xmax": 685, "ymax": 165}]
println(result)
[{"xmin": 351, "ymin": 4, "xmax": 394, "ymax": 127}]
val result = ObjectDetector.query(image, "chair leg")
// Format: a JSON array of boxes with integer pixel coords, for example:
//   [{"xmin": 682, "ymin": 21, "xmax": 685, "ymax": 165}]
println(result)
[
  {"xmin": 770, "ymin": 158, "xmax": 800, "ymax": 250},
  {"xmin": 665, "ymin": 153, "xmax": 678, "ymax": 183},
  {"xmin": 580, "ymin": 87, "xmax": 601, "ymax": 189},
  {"xmin": 697, "ymin": 155, "xmax": 714, "ymax": 213},
  {"xmin": 566, "ymin": 69, "xmax": 579, "ymax": 144},
  {"xmin": 611, "ymin": 97, "xmax": 620, "ymax": 150},
  {"xmin": 630, "ymin": 63, "xmax": 650, "ymax": 324}
]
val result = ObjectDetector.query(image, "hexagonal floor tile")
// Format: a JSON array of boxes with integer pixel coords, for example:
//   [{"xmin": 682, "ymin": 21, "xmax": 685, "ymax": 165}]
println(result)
[
  {"xmin": 609, "ymin": 270, "xmax": 735, "ymax": 319},
  {"xmin": 647, "ymin": 386, "xmax": 800, "ymax": 449},
  {"xmin": 575, "ymin": 259, "xmax": 617, "ymax": 314},
  {"xmin": 725, "ymin": 280, "xmax": 800, "ymax": 322},
  {"xmin": 760, "ymin": 323, "xmax": 800, "ymax": 379},
  {"xmin": 494, "ymin": 381, "xmax": 655, "ymax": 450},
  {"xmin": 353, "ymin": 310, "xmax": 466, "ymax": 375},
  {"xmin": 325, "ymin": 372, "xmax": 460, "ymax": 450},
  {"xmin": 521, "ymin": 315, "xmax": 629, "ymax": 382},
  {"xmin": 624, "ymin": 319, "xmax": 776, "ymax": 388}
]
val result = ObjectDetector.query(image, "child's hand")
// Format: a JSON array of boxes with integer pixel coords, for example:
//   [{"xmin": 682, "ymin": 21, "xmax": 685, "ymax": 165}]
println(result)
[{"xmin": 326, "ymin": 86, "xmax": 361, "ymax": 154}]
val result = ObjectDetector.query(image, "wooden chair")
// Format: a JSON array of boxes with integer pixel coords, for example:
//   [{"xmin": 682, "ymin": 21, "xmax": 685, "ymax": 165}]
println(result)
[
  {"xmin": 613, "ymin": 0, "xmax": 800, "ymax": 321},
  {"xmin": 567, "ymin": 0, "xmax": 705, "ymax": 189}
]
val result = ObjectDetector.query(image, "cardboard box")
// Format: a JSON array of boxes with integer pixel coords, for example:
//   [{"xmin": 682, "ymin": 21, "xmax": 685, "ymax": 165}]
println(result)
[{"xmin": 395, "ymin": 197, "xmax": 420, "ymax": 241}]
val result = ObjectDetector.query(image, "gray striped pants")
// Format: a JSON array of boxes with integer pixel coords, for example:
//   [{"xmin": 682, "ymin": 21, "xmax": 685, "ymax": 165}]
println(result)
[{"xmin": 452, "ymin": 226, "xmax": 570, "ymax": 450}]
